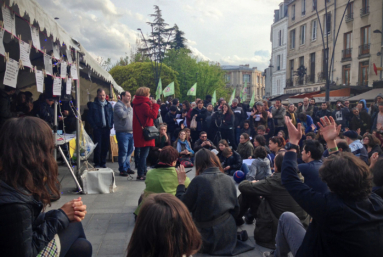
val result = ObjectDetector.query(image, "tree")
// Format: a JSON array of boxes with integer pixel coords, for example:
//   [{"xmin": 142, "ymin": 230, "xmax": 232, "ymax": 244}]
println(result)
[
  {"xmin": 171, "ymin": 24, "xmax": 190, "ymax": 52},
  {"xmin": 163, "ymin": 49, "xmax": 229, "ymax": 101},
  {"xmin": 109, "ymin": 62, "xmax": 180, "ymax": 97}
]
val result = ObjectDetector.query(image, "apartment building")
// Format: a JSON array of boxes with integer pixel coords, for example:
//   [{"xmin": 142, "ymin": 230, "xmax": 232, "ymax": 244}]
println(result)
[
  {"xmin": 222, "ymin": 65, "xmax": 265, "ymax": 101},
  {"xmin": 264, "ymin": 66, "xmax": 272, "ymax": 98},
  {"xmin": 285, "ymin": 0, "xmax": 382, "ymax": 95},
  {"xmin": 270, "ymin": 1, "xmax": 289, "ymax": 97}
]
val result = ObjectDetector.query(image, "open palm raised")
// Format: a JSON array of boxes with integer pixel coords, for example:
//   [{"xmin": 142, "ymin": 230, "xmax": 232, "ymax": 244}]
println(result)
[{"xmin": 317, "ymin": 116, "xmax": 341, "ymax": 142}]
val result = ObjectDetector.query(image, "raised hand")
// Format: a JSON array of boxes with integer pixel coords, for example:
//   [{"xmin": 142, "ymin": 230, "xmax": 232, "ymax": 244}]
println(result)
[
  {"xmin": 284, "ymin": 116, "xmax": 302, "ymax": 145},
  {"xmin": 317, "ymin": 116, "xmax": 341, "ymax": 143},
  {"xmin": 176, "ymin": 165, "xmax": 187, "ymax": 185}
]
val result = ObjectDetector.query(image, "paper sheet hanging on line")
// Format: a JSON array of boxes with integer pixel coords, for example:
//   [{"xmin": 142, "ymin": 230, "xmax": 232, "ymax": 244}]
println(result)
[
  {"xmin": 30, "ymin": 26, "xmax": 41, "ymax": 50},
  {"xmin": 60, "ymin": 61, "xmax": 67, "ymax": 78},
  {"xmin": 53, "ymin": 77, "xmax": 62, "ymax": 96},
  {"xmin": 242, "ymin": 159, "xmax": 254, "ymax": 166},
  {"xmin": 66, "ymin": 78, "xmax": 72, "ymax": 95},
  {"xmin": 44, "ymin": 54, "xmax": 53, "ymax": 75},
  {"xmin": 35, "ymin": 70, "xmax": 44, "ymax": 93},
  {"xmin": 3, "ymin": 59, "xmax": 19, "ymax": 88},
  {"xmin": 53, "ymin": 43, "xmax": 60, "ymax": 59},
  {"xmin": 19, "ymin": 41, "xmax": 32, "ymax": 68},
  {"xmin": 71, "ymin": 64, "xmax": 78, "ymax": 80},
  {"xmin": 66, "ymin": 48, "xmax": 73, "ymax": 63},
  {"xmin": 0, "ymin": 30, "xmax": 5, "ymax": 56},
  {"xmin": 2, "ymin": 6, "xmax": 16, "ymax": 35}
]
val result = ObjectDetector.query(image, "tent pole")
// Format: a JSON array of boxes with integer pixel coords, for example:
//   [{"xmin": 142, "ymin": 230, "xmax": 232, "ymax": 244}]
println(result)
[{"xmin": 76, "ymin": 51, "xmax": 81, "ymax": 174}]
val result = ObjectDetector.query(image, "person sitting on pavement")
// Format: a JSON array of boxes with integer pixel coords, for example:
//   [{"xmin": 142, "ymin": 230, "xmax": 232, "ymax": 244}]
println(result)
[
  {"xmin": 263, "ymin": 116, "xmax": 383, "ymax": 257},
  {"xmin": 298, "ymin": 140, "xmax": 329, "ymax": 194},
  {"xmin": 332, "ymin": 100, "xmax": 350, "ymax": 131},
  {"xmin": 240, "ymin": 120, "xmax": 255, "ymax": 139},
  {"xmin": 128, "ymin": 193, "xmax": 202, "ymax": 257},
  {"xmin": 268, "ymin": 136, "xmax": 286, "ymax": 172},
  {"xmin": 222, "ymin": 147, "xmax": 243, "ymax": 176},
  {"xmin": 297, "ymin": 113, "xmax": 315, "ymax": 134},
  {"xmin": 217, "ymin": 139, "xmax": 229, "ymax": 163},
  {"xmin": 148, "ymin": 124, "xmax": 171, "ymax": 166},
  {"xmin": 344, "ymin": 130, "xmax": 369, "ymax": 164},
  {"xmin": 370, "ymin": 154, "xmax": 383, "ymax": 199},
  {"xmin": 134, "ymin": 146, "xmax": 191, "ymax": 216},
  {"xmin": 175, "ymin": 149, "xmax": 254, "ymax": 256},
  {"xmin": 257, "ymin": 125, "xmax": 270, "ymax": 142},
  {"xmin": 0, "ymin": 117, "xmax": 91, "ymax": 257},
  {"xmin": 193, "ymin": 131, "xmax": 217, "ymax": 152},
  {"xmin": 237, "ymin": 151, "xmax": 309, "ymax": 249},
  {"xmin": 350, "ymin": 106, "xmax": 371, "ymax": 135},
  {"xmin": 173, "ymin": 130, "xmax": 194, "ymax": 160},
  {"xmin": 237, "ymin": 133, "xmax": 254, "ymax": 160},
  {"xmin": 371, "ymin": 102, "xmax": 383, "ymax": 134},
  {"xmin": 242, "ymin": 146, "xmax": 272, "ymax": 181},
  {"xmin": 362, "ymin": 133, "xmax": 382, "ymax": 161},
  {"xmin": 305, "ymin": 132, "xmax": 315, "ymax": 140}
]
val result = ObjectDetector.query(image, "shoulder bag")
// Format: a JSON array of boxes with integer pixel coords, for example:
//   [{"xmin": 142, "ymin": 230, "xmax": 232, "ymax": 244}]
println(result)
[{"xmin": 134, "ymin": 106, "xmax": 159, "ymax": 141}]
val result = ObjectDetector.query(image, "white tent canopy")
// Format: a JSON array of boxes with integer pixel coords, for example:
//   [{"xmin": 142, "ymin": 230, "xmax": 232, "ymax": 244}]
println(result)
[
  {"xmin": 5, "ymin": 0, "xmax": 123, "ymax": 93},
  {"xmin": 347, "ymin": 89, "xmax": 383, "ymax": 101}
]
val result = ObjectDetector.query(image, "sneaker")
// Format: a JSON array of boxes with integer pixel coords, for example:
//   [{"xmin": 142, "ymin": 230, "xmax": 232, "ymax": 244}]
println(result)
[
  {"xmin": 120, "ymin": 172, "xmax": 128, "ymax": 177},
  {"xmin": 263, "ymin": 251, "xmax": 275, "ymax": 257},
  {"xmin": 101, "ymin": 165, "xmax": 107, "ymax": 168},
  {"xmin": 126, "ymin": 169, "xmax": 135, "ymax": 174},
  {"xmin": 136, "ymin": 176, "xmax": 146, "ymax": 181}
]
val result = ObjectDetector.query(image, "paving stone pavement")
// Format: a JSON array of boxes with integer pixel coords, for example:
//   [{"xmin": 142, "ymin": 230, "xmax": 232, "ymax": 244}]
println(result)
[{"xmin": 47, "ymin": 161, "xmax": 276, "ymax": 257}]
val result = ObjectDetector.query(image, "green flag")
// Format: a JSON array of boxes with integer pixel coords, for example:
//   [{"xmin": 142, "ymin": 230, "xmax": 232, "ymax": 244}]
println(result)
[
  {"xmin": 211, "ymin": 90, "xmax": 216, "ymax": 106},
  {"xmin": 228, "ymin": 88, "xmax": 236, "ymax": 105},
  {"xmin": 156, "ymin": 78, "xmax": 162, "ymax": 100},
  {"xmin": 249, "ymin": 91, "xmax": 255, "ymax": 108},
  {"xmin": 187, "ymin": 83, "xmax": 197, "ymax": 96},
  {"xmin": 241, "ymin": 82, "xmax": 247, "ymax": 102},
  {"xmin": 163, "ymin": 82, "xmax": 175, "ymax": 97}
]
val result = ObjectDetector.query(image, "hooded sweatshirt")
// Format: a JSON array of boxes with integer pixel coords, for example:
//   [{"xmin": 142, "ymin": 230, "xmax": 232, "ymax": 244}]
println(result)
[{"xmin": 247, "ymin": 157, "xmax": 271, "ymax": 181}]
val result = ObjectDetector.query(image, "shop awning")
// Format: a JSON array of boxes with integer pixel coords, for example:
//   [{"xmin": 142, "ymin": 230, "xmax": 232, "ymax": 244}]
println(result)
[
  {"xmin": 312, "ymin": 88, "xmax": 351, "ymax": 102},
  {"xmin": 347, "ymin": 88, "xmax": 383, "ymax": 101},
  {"xmin": 286, "ymin": 91, "xmax": 321, "ymax": 104},
  {"xmin": 269, "ymin": 94, "xmax": 296, "ymax": 102}
]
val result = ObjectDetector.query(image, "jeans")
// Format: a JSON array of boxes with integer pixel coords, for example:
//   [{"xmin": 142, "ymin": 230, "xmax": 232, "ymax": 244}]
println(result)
[
  {"xmin": 135, "ymin": 146, "xmax": 150, "ymax": 177},
  {"xmin": 116, "ymin": 132, "xmax": 134, "ymax": 172},
  {"xmin": 236, "ymin": 127, "xmax": 242, "ymax": 145},
  {"xmin": 241, "ymin": 163, "xmax": 250, "ymax": 176},
  {"xmin": 274, "ymin": 212, "xmax": 306, "ymax": 257},
  {"xmin": 93, "ymin": 127, "xmax": 110, "ymax": 167},
  {"xmin": 58, "ymin": 222, "xmax": 92, "ymax": 257}
]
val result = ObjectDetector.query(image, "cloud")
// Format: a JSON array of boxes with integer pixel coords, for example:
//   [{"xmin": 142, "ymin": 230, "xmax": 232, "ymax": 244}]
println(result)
[
  {"xmin": 254, "ymin": 50, "xmax": 270, "ymax": 58},
  {"xmin": 65, "ymin": 0, "xmax": 123, "ymax": 18},
  {"xmin": 219, "ymin": 55, "xmax": 270, "ymax": 70}
]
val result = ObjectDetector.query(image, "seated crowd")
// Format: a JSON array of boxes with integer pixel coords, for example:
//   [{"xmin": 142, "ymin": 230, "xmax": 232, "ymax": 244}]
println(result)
[{"xmin": 1, "ymin": 86, "xmax": 383, "ymax": 257}]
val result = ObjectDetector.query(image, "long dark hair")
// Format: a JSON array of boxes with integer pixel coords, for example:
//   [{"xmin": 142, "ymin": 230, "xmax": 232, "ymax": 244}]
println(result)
[
  {"xmin": 127, "ymin": 193, "xmax": 202, "ymax": 257},
  {"xmin": 182, "ymin": 100, "xmax": 191, "ymax": 111},
  {"xmin": 194, "ymin": 148, "xmax": 223, "ymax": 175},
  {"xmin": 222, "ymin": 103, "xmax": 233, "ymax": 116},
  {"xmin": 0, "ymin": 117, "xmax": 59, "ymax": 207}
]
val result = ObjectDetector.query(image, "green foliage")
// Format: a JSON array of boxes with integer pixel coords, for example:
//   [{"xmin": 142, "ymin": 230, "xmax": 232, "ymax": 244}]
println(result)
[
  {"xmin": 163, "ymin": 49, "xmax": 230, "ymax": 101},
  {"xmin": 109, "ymin": 62, "xmax": 180, "ymax": 97},
  {"xmin": 171, "ymin": 24, "xmax": 190, "ymax": 52}
]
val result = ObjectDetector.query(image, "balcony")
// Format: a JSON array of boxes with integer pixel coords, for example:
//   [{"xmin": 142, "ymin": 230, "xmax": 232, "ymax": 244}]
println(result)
[
  {"xmin": 345, "ymin": 12, "xmax": 353, "ymax": 22},
  {"xmin": 360, "ymin": 6, "xmax": 369, "ymax": 17},
  {"xmin": 277, "ymin": 66, "xmax": 280, "ymax": 71},
  {"xmin": 309, "ymin": 73, "xmax": 316, "ymax": 83},
  {"xmin": 296, "ymin": 75, "xmax": 308, "ymax": 86},
  {"xmin": 286, "ymin": 78, "xmax": 294, "ymax": 88},
  {"xmin": 342, "ymin": 48, "xmax": 352, "ymax": 62},
  {"xmin": 302, "ymin": 10, "xmax": 305, "ymax": 16},
  {"xmin": 358, "ymin": 44, "xmax": 370, "ymax": 58}
]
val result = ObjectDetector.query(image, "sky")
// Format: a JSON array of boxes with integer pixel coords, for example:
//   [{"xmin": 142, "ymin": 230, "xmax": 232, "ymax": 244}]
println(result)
[{"xmin": 35, "ymin": 0, "xmax": 282, "ymax": 71}]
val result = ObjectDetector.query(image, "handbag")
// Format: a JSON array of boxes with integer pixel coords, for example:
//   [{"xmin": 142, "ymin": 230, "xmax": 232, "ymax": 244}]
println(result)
[
  {"xmin": 190, "ymin": 117, "xmax": 197, "ymax": 130},
  {"xmin": 134, "ymin": 106, "xmax": 159, "ymax": 141},
  {"xmin": 179, "ymin": 158, "xmax": 194, "ymax": 168},
  {"xmin": 36, "ymin": 234, "xmax": 60, "ymax": 257}
]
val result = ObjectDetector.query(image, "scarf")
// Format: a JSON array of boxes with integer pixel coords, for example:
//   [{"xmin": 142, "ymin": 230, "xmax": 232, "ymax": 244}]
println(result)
[
  {"xmin": 176, "ymin": 139, "xmax": 194, "ymax": 154},
  {"xmin": 98, "ymin": 100, "xmax": 108, "ymax": 127},
  {"xmin": 290, "ymin": 112, "xmax": 296, "ymax": 126}
]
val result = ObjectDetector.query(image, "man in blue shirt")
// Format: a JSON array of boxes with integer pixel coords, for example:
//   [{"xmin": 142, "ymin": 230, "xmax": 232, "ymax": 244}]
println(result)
[{"xmin": 344, "ymin": 130, "xmax": 368, "ymax": 164}]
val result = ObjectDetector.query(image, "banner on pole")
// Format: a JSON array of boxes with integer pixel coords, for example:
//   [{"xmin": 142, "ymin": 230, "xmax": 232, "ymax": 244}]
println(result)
[
  {"xmin": 187, "ymin": 83, "xmax": 197, "ymax": 96},
  {"xmin": 163, "ymin": 82, "xmax": 175, "ymax": 97}
]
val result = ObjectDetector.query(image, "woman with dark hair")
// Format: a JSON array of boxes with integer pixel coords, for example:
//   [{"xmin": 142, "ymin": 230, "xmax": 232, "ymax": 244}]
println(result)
[
  {"xmin": 128, "ymin": 193, "xmax": 202, "ymax": 257},
  {"xmin": 135, "ymin": 146, "xmax": 191, "ymax": 216},
  {"xmin": 240, "ymin": 120, "xmax": 255, "ymax": 138},
  {"xmin": 190, "ymin": 99, "xmax": 207, "ymax": 143},
  {"xmin": 221, "ymin": 103, "xmax": 238, "ymax": 149},
  {"xmin": 363, "ymin": 134, "xmax": 382, "ymax": 160},
  {"xmin": 250, "ymin": 102, "xmax": 268, "ymax": 130},
  {"xmin": 370, "ymin": 154, "xmax": 383, "ymax": 198},
  {"xmin": 182, "ymin": 100, "xmax": 192, "ymax": 127},
  {"xmin": 268, "ymin": 136, "xmax": 286, "ymax": 172},
  {"xmin": 217, "ymin": 139, "xmax": 229, "ymax": 163},
  {"xmin": 133, "ymin": 87, "xmax": 160, "ymax": 180},
  {"xmin": 148, "ymin": 124, "xmax": 171, "ymax": 166},
  {"xmin": 237, "ymin": 133, "xmax": 254, "ymax": 159},
  {"xmin": 173, "ymin": 130, "xmax": 194, "ymax": 160},
  {"xmin": 0, "ymin": 117, "xmax": 91, "ymax": 257},
  {"xmin": 176, "ymin": 149, "xmax": 254, "ymax": 255},
  {"xmin": 246, "ymin": 146, "xmax": 271, "ymax": 181}
]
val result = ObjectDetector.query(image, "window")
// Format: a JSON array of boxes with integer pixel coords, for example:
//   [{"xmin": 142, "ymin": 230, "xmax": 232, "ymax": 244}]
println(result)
[
  {"xmin": 257, "ymin": 76, "xmax": 260, "ymax": 84},
  {"xmin": 359, "ymin": 61, "xmax": 369, "ymax": 86},
  {"xmin": 313, "ymin": 0, "xmax": 317, "ymax": 11},
  {"xmin": 277, "ymin": 55, "xmax": 281, "ymax": 70},
  {"xmin": 346, "ymin": 2, "xmax": 353, "ymax": 20},
  {"xmin": 302, "ymin": 0, "xmax": 306, "ymax": 15},
  {"xmin": 360, "ymin": 26, "xmax": 370, "ymax": 55},
  {"xmin": 290, "ymin": 29, "xmax": 296, "ymax": 49},
  {"xmin": 361, "ymin": 0, "xmax": 369, "ymax": 15},
  {"xmin": 299, "ymin": 56, "xmax": 304, "ymax": 67},
  {"xmin": 290, "ymin": 59, "xmax": 295, "ymax": 79},
  {"xmin": 279, "ymin": 5, "xmax": 283, "ymax": 19},
  {"xmin": 243, "ymin": 74, "xmax": 250, "ymax": 83},
  {"xmin": 342, "ymin": 65, "xmax": 350, "ymax": 85},
  {"xmin": 225, "ymin": 74, "xmax": 231, "ymax": 82},
  {"xmin": 310, "ymin": 53, "xmax": 315, "ymax": 82},
  {"xmin": 278, "ymin": 30, "xmax": 282, "ymax": 46},
  {"xmin": 300, "ymin": 25, "xmax": 306, "ymax": 45},
  {"xmin": 311, "ymin": 20, "xmax": 317, "ymax": 40},
  {"xmin": 324, "ymin": 13, "xmax": 331, "ymax": 35},
  {"xmin": 277, "ymin": 80, "xmax": 281, "ymax": 94},
  {"xmin": 322, "ymin": 48, "xmax": 329, "ymax": 74},
  {"xmin": 343, "ymin": 32, "xmax": 352, "ymax": 59},
  {"xmin": 292, "ymin": 5, "xmax": 295, "ymax": 20}
]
